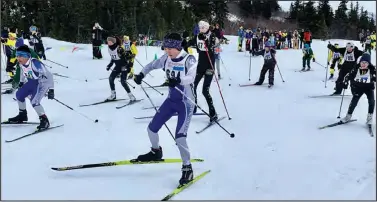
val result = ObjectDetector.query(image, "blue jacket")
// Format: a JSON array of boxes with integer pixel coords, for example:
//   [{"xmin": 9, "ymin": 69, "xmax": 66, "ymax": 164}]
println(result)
[{"xmin": 193, "ymin": 24, "xmax": 199, "ymax": 36}]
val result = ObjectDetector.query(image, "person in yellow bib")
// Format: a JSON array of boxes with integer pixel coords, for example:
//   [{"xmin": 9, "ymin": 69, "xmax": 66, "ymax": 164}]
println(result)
[
  {"xmin": 123, "ymin": 35, "xmax": 138, "ymax": 79},
  {"xmin": 327, "ymin": 43, "xmax": 342, "ymax": 79},
  {"xmin": 1, "ymin": 32, "xmax": 17, "ymax": 84}
]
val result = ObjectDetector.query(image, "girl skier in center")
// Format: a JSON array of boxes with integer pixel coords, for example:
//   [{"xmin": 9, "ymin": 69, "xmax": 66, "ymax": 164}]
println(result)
[
  {"xmin": 133, "ymin": 33, "xmax": 198, "ymax": 186},
  {"xmin": 251, "ymin": 41, "xmax": 277, "ymax": 88}
]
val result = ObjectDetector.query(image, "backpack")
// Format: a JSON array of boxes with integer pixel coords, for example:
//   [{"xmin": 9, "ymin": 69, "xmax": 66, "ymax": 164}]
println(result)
[{"xmin": 304, "ymin": 32, "xmax": 311, "ymax": 42}]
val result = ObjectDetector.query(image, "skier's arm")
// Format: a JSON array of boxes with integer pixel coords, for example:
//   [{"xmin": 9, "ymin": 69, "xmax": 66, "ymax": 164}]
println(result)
[
  {"xmin": 327, "ymin": 51, "xmax": 333, "ymax": 63},
  {"xmin": 254, "ymin": 49, "xmax": 265, "ymax": 56},
  {"xmin": 345, "ymin": 66, "xmax": 358, "ymax": 82},
  {"xmin": 131, "ymin": 43, "xmax": 138, "ymax": 56},
  {"xmin": 180, "ymin": 55, "xmax": 197, "ymax": 85},
  {"xmin": 141, "ymin": 54, "xmax": 168, "ymax": 75}
]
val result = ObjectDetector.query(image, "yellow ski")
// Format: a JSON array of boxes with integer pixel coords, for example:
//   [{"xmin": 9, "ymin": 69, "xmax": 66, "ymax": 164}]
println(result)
[
  {"xmin": 51, "ymin": 158, "xmax": 204, "ymax": 171},
  {"xmin": 161, "ymin": 170, "xmax": 211, "ymax": 201}
]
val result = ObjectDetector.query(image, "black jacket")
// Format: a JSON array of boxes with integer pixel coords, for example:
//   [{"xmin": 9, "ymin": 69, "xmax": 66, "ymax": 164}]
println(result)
[
  {"xmin": 346, "ymin": 64, "xmax": 376, "ymax": 90},
  {"xmin": 327, "ymin": 44, "xmax": 364, "ymax": 69},
  {"xmin": 188, "ymin": 31, "xmax": 217, "ymax": 72},
  {"xmin": 253, "ymin": 49, "xmax": 276, "ymax": 67}
]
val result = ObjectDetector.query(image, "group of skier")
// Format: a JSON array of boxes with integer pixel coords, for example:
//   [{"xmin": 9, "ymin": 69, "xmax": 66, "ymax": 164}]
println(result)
[{"xmin": 1, "ymin": 20, "xmax": 376, "ymax": 189}]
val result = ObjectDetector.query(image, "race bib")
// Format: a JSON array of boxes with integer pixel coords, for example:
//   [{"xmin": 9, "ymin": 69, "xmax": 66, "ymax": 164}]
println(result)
[
  {"xmin": 345, "ymin": 54, "xmax": 354, "ymax": 61},
  {"xmin": 197, "ymin": 41, "xmax": 206, "ymax": 51}
]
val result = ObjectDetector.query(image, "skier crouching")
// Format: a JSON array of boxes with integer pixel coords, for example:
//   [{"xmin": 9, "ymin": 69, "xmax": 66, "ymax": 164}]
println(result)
[
  {"xmin": 251, "ymin": 41, "xmax": 277, "ymax": 88},
  {"xmin": 340, "ymin": 53, "xmax": 376, "ymax": 125},
  {"xmin": 133, "ymin": 33, "xmax": 198, "ymax": 186}
]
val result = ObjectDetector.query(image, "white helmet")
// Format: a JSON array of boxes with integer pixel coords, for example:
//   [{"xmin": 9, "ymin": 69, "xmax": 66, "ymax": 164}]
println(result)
[{"xmin": 198, "ymin": 20, "xmax": 209, "ymax": 32}]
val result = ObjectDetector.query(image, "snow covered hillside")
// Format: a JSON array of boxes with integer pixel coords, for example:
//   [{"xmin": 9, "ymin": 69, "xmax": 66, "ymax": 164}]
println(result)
[{"xmin": 1, "ymin": 36, "xmax": 376, "ymax": 200}]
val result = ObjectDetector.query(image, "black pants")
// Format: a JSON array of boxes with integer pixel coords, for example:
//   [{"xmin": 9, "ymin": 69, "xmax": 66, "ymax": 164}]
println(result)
[
  {"xmin": 194, "ymin": 69, "xmax": 216, "ymax": 117},
  {"xmin": 92, "ymin": 46, "xmax": 102, "ymax": 59},
  {"xmin": 6, "ymin": 58, "xmax": 15, "ymax": 73},
  {"xmin": 330, "ymin": 58, "xmax": 340, "ymax": 71},
  {"xmin": 299, "ymin": 39, "xmax": 303, "ymax": 49},
  {"xmin": 334, "ymin": 67, "xmax": 351, "ymax": 94},
  {"xmin": 287, "ymin": 39, "xmax": 292, "ymax": 48},
  {"xmin": 257, "ymin": 64, "xmax": 275, "ymax": 85},
  {"xmin": 347, "ymin": 87, "xmax": 375, "ymax": 114},
  {"xmin": 109, "ymin": 70, "xmax": 131, "ymax": 93},
  {"xmin": 34, "ymin": 45, "xmax": 46, "ymax": 60}
]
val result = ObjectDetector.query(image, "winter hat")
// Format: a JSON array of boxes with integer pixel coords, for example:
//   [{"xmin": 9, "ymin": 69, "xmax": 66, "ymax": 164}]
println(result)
[
  {"xmin": 359, "ymin": 52, "xmax": 371, "ymax": 64},
  {"xmin": 16, "ymin": 45, "xmax": 31, "ymax": 58},
  {"xmin": 15, "ymin": 38, "xmax": 24, "ymax": 48},
  {"xmin": 163, "ymin": 33, "xmax": 182, "ymax": 50},
  {"xmin": 107, "ymin": 36, "xmax": 116, "ymax": 44},
  {"xmin": 265, "ymin": 41, "xmax": 272, "ymax": 47},
  {"xmin": 198, "ymin": 20, "xmax": 210, "ymax": 31}
]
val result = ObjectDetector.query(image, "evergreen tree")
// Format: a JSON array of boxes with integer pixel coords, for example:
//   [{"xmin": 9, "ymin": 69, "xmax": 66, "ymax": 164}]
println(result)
[{"xmin": 317, "ymin": 0, "xmax": 333, "ymax": 27}]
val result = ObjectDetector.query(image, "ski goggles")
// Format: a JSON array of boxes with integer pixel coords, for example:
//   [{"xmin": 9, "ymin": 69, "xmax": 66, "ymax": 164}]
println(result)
[{"xmin": 16, "ymin": 51, "xmax": 31, "ymax": 58}]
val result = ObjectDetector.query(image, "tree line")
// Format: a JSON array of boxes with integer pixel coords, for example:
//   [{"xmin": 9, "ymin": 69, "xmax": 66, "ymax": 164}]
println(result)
[
  {"xmin": 1, "ymin": 0, "xmax": 375, "ymax": 43},
  {"xmin": 287, "ymin": 0, "xmax": 376, "ymax": 39}
]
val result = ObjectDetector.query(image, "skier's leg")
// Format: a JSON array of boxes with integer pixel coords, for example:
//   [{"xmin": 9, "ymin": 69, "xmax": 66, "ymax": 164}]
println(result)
[
  {"xmin": 107, "ymin": 70, "xmax": 120, "ymax": 100},
  {"xmin": 202, "ymin": 69, "xmax": 217, "ymax": 119},
  {"xmin": 193, "ymin": 71, "xmax": 204, "ymax": 113},
  {"xmin": 268, "ymin": 65, "xmax": 275, "ymax": 85},
  {"xmin": 256, "ymin": 66, "xmax": 268, "ymax": 84}
]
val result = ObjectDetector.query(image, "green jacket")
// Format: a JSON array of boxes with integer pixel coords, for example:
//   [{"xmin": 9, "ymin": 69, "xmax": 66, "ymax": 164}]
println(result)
[
  {"xmin": 12, "ymin": 48, "xmax": 40, "ymax": 88},
  {"xmin": 302, "ymin": 47, "xmax": 314, "ymax": 60}
]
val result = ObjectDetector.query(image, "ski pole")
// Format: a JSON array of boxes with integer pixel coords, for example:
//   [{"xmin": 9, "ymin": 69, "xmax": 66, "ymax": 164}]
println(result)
[
  {"xmin": 135, "ymin": 58, "xmax": 154, "ymax": 78},
  {"xmin": 53, "ymin": 98, "xmax": 98, "ymax": 123},
  {"xmin": 275, "ymin": 63, "xmax": 285, "ymax": 82},
  {"xmin": 248, "ymin": 52, "xmax": 252, "ymax": 81},
  {"xmin": 53, "ymin": 73, "xmax": 88, "ymax": 82},
  {"xmin": 46, "ymin": 59, "xmax": 68, "ymax": 68},
  {"xmin": 140, "ymin": 85, "xmax": 175, "ymax": 141},
  {"xmin": 324, "ymin": 42, "xmax": 331, "ymax": 88},
  {"xmin": 219, "ymin": 57, "xmax": 232, "ymax": 86},
  {"xmin": 142, "ymin": 80, "xmax": 164, "ymax": 95},
  {"xmin": 204, "ymin": 43, "xmax": 232, "ymax": 120},
  {"xmin": 337, "ymin": 89, "xmax": 346, "ymax": 119},
  {"xmin": 127, "ymin": 81, "xmax": 136, "ymax": 89},
  {"xmin": 174, "ymin": 87, "xmax": 235, "ymax": 138}
]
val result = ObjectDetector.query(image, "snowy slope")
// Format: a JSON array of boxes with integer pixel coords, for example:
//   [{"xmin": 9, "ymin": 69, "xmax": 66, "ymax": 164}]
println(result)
[{"xmin": 1, "ymin": 36, "xmax": 376, "ymax": 200}]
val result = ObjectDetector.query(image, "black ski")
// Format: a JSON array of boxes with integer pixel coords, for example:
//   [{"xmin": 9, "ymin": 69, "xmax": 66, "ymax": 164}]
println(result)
[
  {"xmin": 196, "ymin": 116, "xmax": 226, "ymax": 134},
  {"xmin": 79, "ymin": 99, "xmax": 127, "ymax": 107},
  {"xmin": 5, "ymin": 124, "xmax": 64, "ymax": 143},
  {"xmin": 147, "ymin": 84, "xmax": 168, "ymax": 88},
  {"xmin": 318, "ymin": 119, "xmax": 357, "ymax": 129},
  {"xmin": 142, "ymin": 105, "xmax": 160, "ymax": 110},
  {"xmin": 295, "ymin": 69, "xmax": 313, "ymax": 73},
  {"xmin": 116, "ymin": 99, "xmax": 144, "ymax": 109},
  {"xmin": 134, "ymin": 113, "xmax": 207, "ymax": 119},
  {"xmin": 309, "ymin": 94, "xmax": 351, "ymax": 98},
  {"xmin": 2, "ymin": 121, "xmax": 40, "ymax": 125},
  {"xmin": 367, "ymin": 124, "xmax": 374, "ymax": 137}
]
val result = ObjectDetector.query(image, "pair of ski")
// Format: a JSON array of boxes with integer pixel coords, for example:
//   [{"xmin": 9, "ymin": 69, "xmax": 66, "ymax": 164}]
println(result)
[
  {"xmin": 51, "ymin": 158, "xmax": 210, "ymax": 201},
  {"xmin": 79, "ymin": 98, "xmax": 143, "ymax": 109},
  {"xmin": 239, "ymin": 83, "xmax": 273, "ymax": 88},
  {"xmin": 308, "ymin": 94, "xmax": 351, "ymax": 98},
  {"xmin": 294, "ymin": 69, "xmax": 313, "ymax": 73},
  {"xmin": 1, "ymin": 121, "xmax": 64, "ymax": 143},
  {"xmin": 319, "ymin": 119, "xmax": 374, "ymax": 137}
]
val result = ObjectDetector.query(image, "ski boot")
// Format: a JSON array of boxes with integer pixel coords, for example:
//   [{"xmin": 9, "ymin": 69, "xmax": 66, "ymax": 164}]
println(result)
[
  {"xmin": 106, "ymin": 90, "xmax": 116, "ymax": 101},
  {"xmin": 3, "ymin": 78, "xmax": 13, "ymax": 84},
  {"xmin": 128, "ymin": 92, "xmax": 136, "ymax": 102},
  {"xmin": 268, "ymin": 83, "xmax": 274, "ymax": 88},
  {"xmin": 136, "ymin": 146, "xmax": 163, "ymax": 162},
  {"xmin": 179, "ymin": 164, "xmax": 194, "ymax": 186},
  {"xmin": 366, "ymin": 113, "xmax": 373, "ymax": 125},
  {"xmin": 306, "ymin": 67, "xmax": 311, "ymax": 71},
  {"xmin": 37, "ymin": 114, "xmax": 50, "ymax": 130},
  {"xmin": 329, "ymin": 74, "xmax": 334, "ymax": 80},
  {"xmin": 341, "ymin": 114, "xmax": 352, "ymax": 123},
  {"xmin": 8, "ymin": 109, "xmax": 28, "ymax": 123},
  {"xmin": 300, "ymin": 67, "xmax": 306, "ymax": 71}
]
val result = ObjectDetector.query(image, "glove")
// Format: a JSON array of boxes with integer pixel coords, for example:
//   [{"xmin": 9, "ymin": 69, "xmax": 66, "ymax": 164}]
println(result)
[
  {"xmin": 106, "ymin": 65, "xmax": 111, "ymax": 71},
  {"xmin": 19, "ymin": 82, "xmax": 24, "ymax": 88},
  {"xmin": 198, "ymin": 33, "xmax": 206, "ymax": 40},
  {"xmin": 128, "ymin": 68, "xmax": 134, "ymax": 80},
  {"xmin": 168, "ymin": 77, "xmax": 181, "ymax": 88},
  {"xmin": 47, "ymin": 89, "xmax": 54, "ymax": 99},
  {"xmin": 327, "ymin": 62, "xmax": 330, "ymax": 65},
  {"xmin": 134, "ymin": 72, "xmax": 144, "ymax": 85},
  {"xmin": 312, "ymin": 58, "xmax": 315, "ymax": 62},
  {"xmin": 327, "ymin": 44, "xmax": 332, "ymax": 49},
  {"xmin": 343, "ymin": 82, "xmax": 349, "ymax": 89}
]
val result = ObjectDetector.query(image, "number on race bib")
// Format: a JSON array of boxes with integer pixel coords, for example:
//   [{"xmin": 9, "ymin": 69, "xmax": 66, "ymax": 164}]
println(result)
[
  {"xmin": 111, "ymin": 54, "xmax": 117, "ymax": 59},
  {"xmin": 197, "ymin": 41, "xmax": 206, "ymax": 51}
]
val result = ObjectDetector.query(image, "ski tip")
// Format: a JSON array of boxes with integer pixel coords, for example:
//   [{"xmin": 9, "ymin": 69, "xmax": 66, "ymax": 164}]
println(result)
[{"xmin": 192, "ymin": 158, "xmax": 204, "ymax": 162}]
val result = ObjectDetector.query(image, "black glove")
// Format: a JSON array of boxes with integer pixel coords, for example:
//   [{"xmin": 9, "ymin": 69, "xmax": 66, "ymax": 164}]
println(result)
[
  {"xmin": 134, "ymin": 72, "xmax": 144, "ymax": 85},
  {"xmin": 343, "ymin": 81, "xmax": 349, "ymax": 89},
  {"xmin": 106, "ymin": 65, "xmax": 111, "ymax": 71},
  {"xmin": 168, "ymin": 77, "xmax": 181, "ymax": 88},
  {"xmin": 47, "ymin": 89, "xmax": 54, "ymax": 99},
  {"xmin": 198, "ymin": 33, "xmax": 206, "ymax": 40},
  {"xmin": 312, "ymin": 58, "xmax": 315, "ymax": 62},
  {"xmin": 19, "ymin": 82, "xmax": 24, "ymax": 88}
]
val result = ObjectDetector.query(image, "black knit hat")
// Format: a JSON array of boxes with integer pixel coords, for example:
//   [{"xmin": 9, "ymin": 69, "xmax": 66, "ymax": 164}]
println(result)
[{"xmin": 16, "ymin": 45, "xmax": 31, "ymax": 53}]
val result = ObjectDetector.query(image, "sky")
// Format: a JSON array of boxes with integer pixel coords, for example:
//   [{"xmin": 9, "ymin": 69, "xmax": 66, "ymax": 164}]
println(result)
[{"xmin": 279, "ymin": 1, "xmax": 376, "ymax": 16}]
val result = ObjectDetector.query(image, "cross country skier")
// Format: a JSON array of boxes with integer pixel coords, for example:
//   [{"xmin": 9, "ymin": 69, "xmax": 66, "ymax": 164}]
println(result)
[
  {"xmin": 327, "ymin": 43, "xmax": 342, "ymax": 79},
  {"xmin": 122, "ymin": 35, "xmax": 138, "ymax": 79},
  {"xmin": 363, "ymin": 36, "xmax": 372, "ymax": 54},
  {"xmin": 327, "ymin": 42, "xmax": 364, "ymax": 95},
  {"xmin": 301, "ymin": 44, "xmax": 315, "ymax": 71},
  {"xmin": 251, "ymin": 41, "xmax": 276, "ymax": 88},
  {"xmin": 133, "ymin": 32, "xmax": 198, "ymax": 186},
  {"xmin": 187, "ymin": 20, "xmax": 218, "ymax": 122},
  {"xmin": 27, "ymin": 26, "xmax": 46, "ymax": 60},
  {"xmin": 7, "ymin": 45, "xmax": 54, "ymax": 130},
  {"xmin": 340, "ymin": 53, "xmax": 376, "ymax": 126},
  {"xmin": 105, "ymin": 36, "xmax": 136, "ymax": 102}
]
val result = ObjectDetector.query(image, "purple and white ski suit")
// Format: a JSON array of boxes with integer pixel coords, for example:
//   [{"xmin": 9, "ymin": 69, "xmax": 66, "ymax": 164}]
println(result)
[
  {"xmin": 16, "ymin": 58, "xmax": 54, "ymax": 116},
  {"xmin": 141, "ymin": 50, "xmax": 197, "ymax": 165}
]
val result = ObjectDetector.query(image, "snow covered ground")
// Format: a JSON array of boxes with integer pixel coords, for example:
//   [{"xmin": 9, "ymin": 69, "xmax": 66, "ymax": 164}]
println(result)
[{"xmin": 1, "ymin": 36, "xmax": 376, "ymax": 200}]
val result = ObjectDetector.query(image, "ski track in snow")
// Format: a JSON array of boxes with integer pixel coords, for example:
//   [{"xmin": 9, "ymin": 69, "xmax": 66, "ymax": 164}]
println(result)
[{"xmin": 1, "ymin": 36, "xmax": 376, "ymax": 200}]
